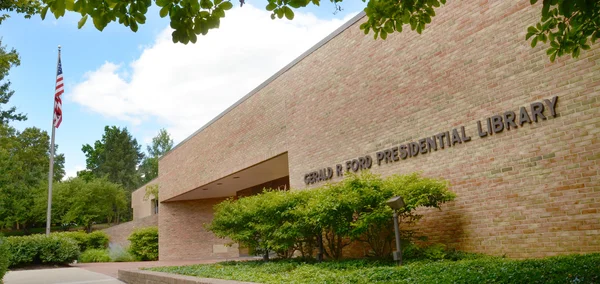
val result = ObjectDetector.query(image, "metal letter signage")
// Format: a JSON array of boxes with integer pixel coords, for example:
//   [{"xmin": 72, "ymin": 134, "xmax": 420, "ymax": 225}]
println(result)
[{"xmin": 303, "ymin": 96, "xmax": 559, "ymax": 185}]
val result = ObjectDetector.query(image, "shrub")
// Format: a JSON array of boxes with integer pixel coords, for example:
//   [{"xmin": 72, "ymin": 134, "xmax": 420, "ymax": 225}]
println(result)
[
  {"xmin": 0, "ymin": 236, "xmax": 10, "ymax": 283},
  {"xmin": 209, "ymin": 171, "xmax": 456, "ymax": 260},
  {"xmin": 52, "ymin": 231, "xmax": 109, "ymax": 251},
  {"xmin": 5, "ymin": 234, "xmax": 79, "ymax": 267},
  {"xmin": 79, "ymin": 249, "xmax": 111, "ymax": 263},
  {"xmin": 128, "ymin": 227, "xmax": 158, "ymax": 261},
  {"xmin": 52, "ymin": 231, "xmax": 88, "ymax": 251},
  {"xmin": 108, "ymin": 244, "xmax": 136, "ymax": 262},
  {"xmin": 87, "ymin": 231, "xmax": 109, "ymax": 249}
]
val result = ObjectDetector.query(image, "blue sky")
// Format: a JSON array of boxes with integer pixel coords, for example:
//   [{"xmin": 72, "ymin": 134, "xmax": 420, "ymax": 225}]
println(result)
[{"xmin": 0, "ymin": 1, "xmax": 365, "ymax": 178}]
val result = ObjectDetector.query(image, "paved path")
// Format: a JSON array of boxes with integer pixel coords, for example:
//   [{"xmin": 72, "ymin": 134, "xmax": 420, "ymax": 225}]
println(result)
[{"xmin": 4, "ymin": 267, "xmax": 124, "ymax": 284}]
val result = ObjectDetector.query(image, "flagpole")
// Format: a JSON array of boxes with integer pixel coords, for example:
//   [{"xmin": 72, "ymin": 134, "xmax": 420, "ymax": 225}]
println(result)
[{"xmin": 46, "ymin": 45, "xmax": 60, "ymax": 236}]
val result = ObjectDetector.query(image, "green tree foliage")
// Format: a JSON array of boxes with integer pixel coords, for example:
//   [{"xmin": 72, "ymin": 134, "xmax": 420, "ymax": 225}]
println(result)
[
  {"xmin": 39, "ymin": 177, "xmax": 128, "ymax": 232},
  {"xmin": 0, "ymin": 40, "xmax": 26, "ymax": 124},
  {"xmin": 0, "ymin": 0, "xmax": 40, "ymax": 24},
  {"xmin": 33, "ymin": 0, "xmax": 597, "ymax": 61},
  {"xmin": 139, "ymin": 128, "xmax": 173, "ymax": 183},
  {"xmin": 81, "ymin": 126, "xmax": 144, "ymax": 191},
  {"xmin": 209, "ymin": 172, "xmax": 456, "ymax": 260},
  {"xmin": 526, "ymin": 0, "xmax": 600, "ymax": 61},
  {"xmin": 0, "ymin": 123, "xmax": 65, "ymax": 231}
]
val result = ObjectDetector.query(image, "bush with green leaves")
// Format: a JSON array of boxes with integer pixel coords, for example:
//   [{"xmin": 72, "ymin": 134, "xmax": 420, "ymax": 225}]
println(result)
[
  {"xmin": 79, "ymin": 249, "xmax": 111, "ymax": 263},
  {"xmin": 0, "ymin": 236, "xmax": 9, "ymax": 283},
  {"xmin": 128, "ymin": 227, "xmax": 158, "ymax": 261},
  {"xmin": 5, "ymin": 234, "xmax": 79, "ymax": 267},
  {"xmin": 108, "ymin": 244, "xmax": 136, "ymax": 262},
  {"xmin": 87, "ymin": 231, "xmax": 109, "ymax": 249},
  {"xmin": 51, "ymin": 231, "xmax": 109, "ymax": 252},
  {"xmin": 209, "ymin": 172, "xmax": 456, "ymax": 260}
]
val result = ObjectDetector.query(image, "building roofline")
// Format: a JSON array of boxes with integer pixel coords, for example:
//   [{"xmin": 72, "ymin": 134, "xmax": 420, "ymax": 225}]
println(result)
[{"xmin": 160, "ymin": 11, "xmax": 366, "ymax": 161}]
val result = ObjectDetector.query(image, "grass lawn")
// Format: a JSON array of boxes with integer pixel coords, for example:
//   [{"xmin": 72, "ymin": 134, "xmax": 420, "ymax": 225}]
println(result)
[{"xmin": 148, "ymin": 253, "xmax": 600, "ymax": 283}]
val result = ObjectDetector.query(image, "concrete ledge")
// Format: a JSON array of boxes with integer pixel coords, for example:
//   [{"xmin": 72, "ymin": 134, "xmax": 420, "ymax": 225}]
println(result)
[{"xmin": 118, "ymin": 269, "xmax": 258, "ymax": 284}]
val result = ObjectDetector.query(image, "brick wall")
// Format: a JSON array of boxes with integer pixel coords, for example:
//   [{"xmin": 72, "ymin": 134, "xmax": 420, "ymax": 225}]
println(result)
[
  {"xmin": 157, "ymin": 0, "xmax": 600, "ymax": 259},
  {"xmin": 159, "ymin": 198, "xmax": 240, "ymax": 260},
  {"xmin": 103, "ymin": 214, "xmax": 158, "ymax": 248}
]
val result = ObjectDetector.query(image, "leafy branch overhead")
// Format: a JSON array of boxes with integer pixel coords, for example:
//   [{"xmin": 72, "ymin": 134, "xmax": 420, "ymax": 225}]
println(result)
[{"xmin": 30, "ymin": 0, "xmax": 600, "ymax": 60}]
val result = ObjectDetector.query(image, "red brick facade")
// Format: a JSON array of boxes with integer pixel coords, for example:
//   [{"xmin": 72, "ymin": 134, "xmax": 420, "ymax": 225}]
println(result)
[{"xmin": 158, "ymin": 0, "xmax": 600, "ymax": 260}]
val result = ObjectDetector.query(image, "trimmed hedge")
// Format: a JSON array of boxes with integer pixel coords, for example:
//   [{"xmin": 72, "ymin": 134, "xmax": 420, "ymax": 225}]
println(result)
[
  {"xmin": 149, "ymin": 253, "xmax": 600, "ymax": 284},
  {"xmin": 128, "ymin": 227, "xmax": 158, "ymax": 261},
  {"xmin": 0, "ymin": 236, "xmax": 9, "ymax": 283},
  {"xmin": 51, "ymin": 231, "xmax": 109, "ymax": 252},
  {"xmin": 79, "ymin": 249, "xmax": 111, "ymax": 263},
  {"xmin": 5, "ymin": 234, "xmax": 79, "ymax": 267}
]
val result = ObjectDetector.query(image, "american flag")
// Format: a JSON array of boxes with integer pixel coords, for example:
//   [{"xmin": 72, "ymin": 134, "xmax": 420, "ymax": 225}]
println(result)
[{"xmin": 54, "ymin": 53, "xmax": 63, "ymax": 128}]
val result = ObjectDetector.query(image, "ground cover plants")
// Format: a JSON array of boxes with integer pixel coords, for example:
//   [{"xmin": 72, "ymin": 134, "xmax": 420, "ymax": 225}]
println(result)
[{"xmin": 149, "ymin": 253, "xmax": 600, "ymax": 284}]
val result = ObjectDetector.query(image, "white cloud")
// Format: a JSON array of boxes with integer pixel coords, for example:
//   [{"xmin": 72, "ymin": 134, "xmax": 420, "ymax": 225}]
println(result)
[
  {"xmin": 68, "ymin": 5, "xmax": 356, "ymax": 141},
  {"xmin": 64, "ymin": 164, "xmax": 84, "ymax": 180}
]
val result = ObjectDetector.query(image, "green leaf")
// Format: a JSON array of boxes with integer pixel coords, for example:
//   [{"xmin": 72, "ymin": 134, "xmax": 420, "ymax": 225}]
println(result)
[
  {"xmin": 92, "ymin": 16, "xmax": 105, "ymax": 31},
  {"xmin": 531, "ymin": 36, "xmax": 538, "ymax": 48},
  {"xmin": 276, "ymin": 8, "xmax": 284, "ymax": 19},
  {"xmin": 159, "ymin": 6, "xmax": 169, "ymax": 17},
  {"xmin": 288, "ymin": 0, "xmax": 305, "ymax": 8},
  {"xmin": 530, "ymin": 0, "xmax": 538, "ymax": 4},
  {"xmin": 283, "ymin": 6, "xmax": 294, "ymax": 20},
  {"xmin": 380, "ymin": 29, "xmax": 387, "ymax": 40},
  {"xmin": 130, "ymin": 19, "xmax": 138, "ymax": 32},
  {"xmin": 527, "ymin": 26, "xmax": 538, "ymax": 34},
  {"xmin": 572, "ymin": 46, "xmax": 580, "ymax": 58},
  {"xmin": 220, "ymin": 1, "xmax": 233, "ymax": 10},
  {"xmin": 77, "ymin": 15, "xmax": 88, "ymax": 28},
  {"xmin": 156, "ymin": 0, "xmax": 169, "ymax": 7},
  {"xmin": 41, "ymin": 6, "xmax": 49, "ymax": 20},
  {"xmin": 266, "ymin": 3, "xmax": 277, "ymax": 11}
]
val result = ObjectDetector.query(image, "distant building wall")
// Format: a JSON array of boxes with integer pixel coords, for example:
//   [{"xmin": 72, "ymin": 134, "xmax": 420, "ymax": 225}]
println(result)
[
  {"xmin": 132, "ymin": 179, "xmax": 159, "ymax": 220},
  {"xmin": 103, "ymin": 214, "xmax": 158, "ymax": 249}
]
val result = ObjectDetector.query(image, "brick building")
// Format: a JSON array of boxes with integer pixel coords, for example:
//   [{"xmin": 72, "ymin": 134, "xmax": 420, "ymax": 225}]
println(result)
[{"xmin": 133, "ymin": 1, "xmax": 600, "ymax": 260}]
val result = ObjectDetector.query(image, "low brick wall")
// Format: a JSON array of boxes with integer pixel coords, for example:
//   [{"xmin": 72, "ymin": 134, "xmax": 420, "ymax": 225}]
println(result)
[
  {"xmin": 103, "ymin": 214, "xmax": 158, "ymax": 248},
  {"xmin": 118, "ymin": 269, "xmax": 257, "ymax": 284}
]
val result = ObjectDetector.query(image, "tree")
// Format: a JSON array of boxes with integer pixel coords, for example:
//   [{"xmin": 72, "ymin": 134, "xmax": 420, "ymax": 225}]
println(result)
[
  {"xmin": 0, "ymin": 0, "xmax": 40, "ymax": 24},
  {"xmin": 81, "ymin": 125, "xmax": 144, "ymax": 191},
  {"xmin": 0, "ymin": 40, "xmax": 26, "ymax": 124},
  {"xmin": 38, "ymin": 177, "xmax": 128, "ymax": 232},
  {"xmin": 0, "ymin": 123, "xmax": 65, "ymax": 230},
  {"xmin": 31, "ymin": 0, "xmax": 596, "ymax": 61},
  {"xmin": 139, "ymin": 128, "xmax": 173, "ymax": 183}
]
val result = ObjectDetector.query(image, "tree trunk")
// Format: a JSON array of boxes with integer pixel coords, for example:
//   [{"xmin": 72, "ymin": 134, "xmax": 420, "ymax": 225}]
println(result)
[
  {"xmin": 263, "ymin": 250, "xmax": 269, "ymax": 261},
  {"xmin": 317, "ymin": 233, "xmax": 324, "ymax": 262}
]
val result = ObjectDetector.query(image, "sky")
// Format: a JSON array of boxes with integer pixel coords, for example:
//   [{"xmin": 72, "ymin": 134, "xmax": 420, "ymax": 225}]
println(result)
[{"xmin": 0, "ymin": 1, "xmax": 365, "ymax": 179}]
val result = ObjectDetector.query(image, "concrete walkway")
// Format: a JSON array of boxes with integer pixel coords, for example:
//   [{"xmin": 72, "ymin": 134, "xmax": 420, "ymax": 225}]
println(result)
[{"xmin": 4, "ymin": 267, "xmax": 124, "ymax": 284}]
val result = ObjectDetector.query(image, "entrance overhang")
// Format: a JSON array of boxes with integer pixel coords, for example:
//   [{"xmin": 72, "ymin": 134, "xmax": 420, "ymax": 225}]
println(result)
[{"xmin": 163, "ymin": 153, "xmax": 289, "ymax": 202}]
